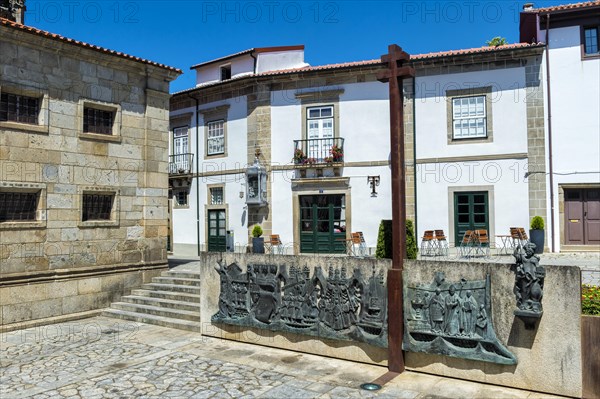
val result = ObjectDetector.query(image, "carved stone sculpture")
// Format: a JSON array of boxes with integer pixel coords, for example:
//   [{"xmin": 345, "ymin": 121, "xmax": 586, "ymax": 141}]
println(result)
[
  {"xmin": 212, "ymin": 261, "xmax": 388, "ymax": 347},
  {"xmin": 403, "ymin": 272, "xmax": 517, "ymax": 365},
  {"xmin": 512, "ymin": 242, "xmax": 545, "ymax": 329}
]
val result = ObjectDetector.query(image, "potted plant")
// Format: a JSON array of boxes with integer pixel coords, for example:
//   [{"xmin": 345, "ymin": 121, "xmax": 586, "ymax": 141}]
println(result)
[
  {"xmin": 529, "ymin": 216, "xmax": 545, "ymax": 254},
  {"xmin": 293, "ymin": 149, "xmax": 306, "ymax": 165},
  {"xmin": 330, "ymin": 145, "xmax": 344, "ymax": 162},
  {"xmin": 252, "ymin": 224, "xmax": 264, "ymax": 254}
]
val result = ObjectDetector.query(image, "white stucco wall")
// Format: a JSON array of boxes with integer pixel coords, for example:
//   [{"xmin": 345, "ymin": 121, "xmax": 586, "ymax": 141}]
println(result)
[
  {"xmin": 171, "ymin": 96, "xmax": 250, "ymax": 253},
  {"xmin": 195, "ymin": 54, "xmax": 255, "ymax": 86},
  {"xmin": 544, "ymin": 26, "xmax": 600, "ymax": 250},
  {"xmin": 256, "ymin": 50, "xmax": 307, "ymax": 73},
  {"xmin": 415, "ymin": 68, "xmax": 529, "ymax": 159},
  {"xmin": 416, "ymin": 159, "xmax": 530, "ymax": 248}
]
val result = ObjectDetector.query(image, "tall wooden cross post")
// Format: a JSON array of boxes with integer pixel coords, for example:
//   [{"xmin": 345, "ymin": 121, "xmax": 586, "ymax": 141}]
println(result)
[{"xmin": 377, "ymin": 44, "xmax": 415, "ymax": 373}]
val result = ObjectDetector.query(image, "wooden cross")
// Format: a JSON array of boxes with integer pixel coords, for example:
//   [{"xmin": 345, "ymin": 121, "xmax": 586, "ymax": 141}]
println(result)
[{"xmin": 378, "ymin": 44, "xmax": 415, "ymax": 374}]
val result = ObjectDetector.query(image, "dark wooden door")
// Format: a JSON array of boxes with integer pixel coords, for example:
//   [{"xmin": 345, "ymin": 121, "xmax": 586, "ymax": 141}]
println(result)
[
  {"xmin": 454, "ymin": 192, "xmax": 489, "ymax": 245},
  {"xmin": 299, "ymin": 194, "xmax": 346, "ymax": 253},
  {"xmin": 566, "ymin": 188, "xmax": 600, "ymax": 245},
  {"xmin": 208, "ymin": 210, "xmax": 226, "ymax": 252}
]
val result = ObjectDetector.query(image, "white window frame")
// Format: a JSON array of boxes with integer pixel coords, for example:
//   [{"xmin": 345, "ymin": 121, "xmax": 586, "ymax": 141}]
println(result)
[
  {"xmin": 452, "ymin": 96, "xmax": 487, "ymax": 139},
  {"xmin": 210, "ymin": 187, "xmax": 224, "ymax": 205},
  {"xmin": 172, "ymin": 126, "xmax": 190, "ymax": 173},
  {"xmin": 306, "ymin": 105, "xmax": 334, "ymax": 160},
  {"xmin": 207, "ymin": 120, "xmax": 225, "ymax": 156}
]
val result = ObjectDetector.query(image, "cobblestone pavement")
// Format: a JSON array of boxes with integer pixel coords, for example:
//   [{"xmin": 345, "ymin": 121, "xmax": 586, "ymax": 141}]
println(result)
[{"xmin": 1, "ymin": 317, "xmax": 566, "ymax": 399}]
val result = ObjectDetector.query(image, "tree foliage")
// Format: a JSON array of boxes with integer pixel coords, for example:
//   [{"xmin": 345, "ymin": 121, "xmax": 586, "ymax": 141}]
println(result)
[
  {"xmin": 486, "ymin": 36, "xmax": 508, "ymax": 47},
  {"xmin": 376, "ymin": 219, "xmax": 418, "ymax": 260}
]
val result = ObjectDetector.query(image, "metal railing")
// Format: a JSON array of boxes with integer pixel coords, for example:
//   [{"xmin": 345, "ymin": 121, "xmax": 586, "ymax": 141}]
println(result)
[
  {"xmin": 293, "ymin": 137, "xmax": 345, "ymax": 165},
  {"xmin": 169, "ymin": 153, "xmax": 194, "ymax": 175}
]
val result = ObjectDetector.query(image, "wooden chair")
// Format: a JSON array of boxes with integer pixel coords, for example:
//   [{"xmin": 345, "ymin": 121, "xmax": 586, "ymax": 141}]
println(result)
[
  {"xmin": 474, "ymin": 229, "xmax": 491, "ymax": 257},
  {"xmin": 434, "ymin": 229, "xmax": 448, "ymax": 256},
  {"xmin": 265, "ymin": 234, "xmax": 284, "ymax": 255},
  {"xmin": 351, "ymin": 232, "xmax": 367, "ymax": 257},
  {"xmin": 510, "ymin": 227, "xmax": 528, "ymax": 249},
  {"xmin": 459, "ymin": 230, "xmax": 475, "ymax": 257},
  {"xmin": 420, "ymin": 230, "xmax": 436, "ymax": 256}
]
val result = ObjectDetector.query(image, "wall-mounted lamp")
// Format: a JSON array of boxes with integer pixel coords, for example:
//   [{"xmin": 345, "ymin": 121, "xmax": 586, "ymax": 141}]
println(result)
[
  {"xmin": 245, "ymin": 157, "xmax": 268, "ymax": 206},
  {"xmin": 368, "ymin": 175, "xmax": 380, "ymax": 197}
]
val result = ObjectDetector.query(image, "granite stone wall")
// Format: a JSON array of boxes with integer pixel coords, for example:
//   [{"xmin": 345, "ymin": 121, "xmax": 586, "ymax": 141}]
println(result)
[{"xmin": 0, "ymin": 26, "xmax": 178, "ymax": 326}]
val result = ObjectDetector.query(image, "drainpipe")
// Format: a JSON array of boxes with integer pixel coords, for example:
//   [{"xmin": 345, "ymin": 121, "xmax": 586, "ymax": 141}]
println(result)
[
  {"xmin": 187, "ymin": 93, "xmax": 201, "ymax": 256},
  {"xmin": 545, "ymin": 14, "xmax": 556, "ymax": 252},
  {"xmin": 412, "ymin": 76, "xmax": 417, "ymax": 238}
]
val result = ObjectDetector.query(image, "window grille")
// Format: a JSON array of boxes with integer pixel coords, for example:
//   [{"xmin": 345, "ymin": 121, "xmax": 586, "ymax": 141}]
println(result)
[
  {"xmin": 82, "ymin": 193, "xmax": 114, "ymax": 221},
  {"xmin": 84, "ymin": 107, "xmax": 114, "ymax": 135},
  {"xmin": 0, "ymin": 93, "xmax": 40, "ymax": 124},
  {"xmin": 0, "ymin": 192, "xmax": 38, "ymax": 222}
]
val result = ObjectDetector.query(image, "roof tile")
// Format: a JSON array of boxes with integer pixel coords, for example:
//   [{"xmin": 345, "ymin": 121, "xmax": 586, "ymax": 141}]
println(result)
[{"xmin": 0, "ymin": 18, "xmax": 182, "ymax": 73}]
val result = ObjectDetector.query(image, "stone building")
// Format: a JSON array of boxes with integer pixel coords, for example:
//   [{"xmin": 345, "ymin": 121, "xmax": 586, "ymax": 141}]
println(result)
[{"xmin": 0, "ymin": 10, "xmax": 181, "ymax": 328}]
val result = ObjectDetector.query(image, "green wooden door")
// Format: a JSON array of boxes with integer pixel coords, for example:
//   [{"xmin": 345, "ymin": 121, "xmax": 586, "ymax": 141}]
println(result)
[
  {"xmin": 300, "ymin": 194, "xmax": 346, "ymax": 253},
  {"xmin": 208, "ymin": 209, "xmax": 226, "ymax": 252},
  {"xmin": 454, "ymin": 192, "xmax": 489, "ymax": 245}
]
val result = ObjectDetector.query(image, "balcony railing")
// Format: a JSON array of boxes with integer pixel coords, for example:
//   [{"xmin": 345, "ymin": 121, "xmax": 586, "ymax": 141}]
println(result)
[
  {"xmin": 169, "ymin": 153, "xmax": 194, "ymax": 175},
  {"xmin": 293, "ymin": 137, "xmax": 344, "ymax": 165}
]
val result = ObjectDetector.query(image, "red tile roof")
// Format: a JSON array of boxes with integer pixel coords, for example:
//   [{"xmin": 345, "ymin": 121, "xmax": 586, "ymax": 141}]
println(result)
[
  {"xmin": 173, "ymin": 43, "xmax": 544, "ymax": 95},
  {"xmin": 525, "ymin": 0, "xmax": 600, "ymax": 13},
  {"xmin": 0, "ymin": 18, "xmax": 182, "ymax": 73},
  {"xmin": 257, "ymin": 43, "xmax": 544, "ymax": 76}
]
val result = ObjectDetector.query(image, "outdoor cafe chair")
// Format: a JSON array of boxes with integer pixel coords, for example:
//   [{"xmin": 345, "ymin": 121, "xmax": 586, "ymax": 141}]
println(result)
[
  {"xmin": 473, "ymin": 229, "xmax": 491, "ymax": 257},
  {"xmin": 434, "ymin": 229, "xmax": 449, "ymax": 256},
  {"xmin": 420, "ymin": 230, "xmax": 436, "ymax": 256},
  {"xmin": 459, "ymin": 230, "xmax": 475, "ymax": 258},
  {"xmin": 265, "ymin": 234, "xmax": 284, "ymax": 255}
]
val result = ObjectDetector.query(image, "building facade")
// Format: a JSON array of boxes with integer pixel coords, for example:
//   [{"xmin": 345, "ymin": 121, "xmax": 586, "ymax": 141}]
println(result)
[
  {"xmin": 521, "ymin": 2, "xmax": 600, "ymax": 251},
  {"xmin": 0, "ymin": 13, "xmax": 181, "ymax": 327},
  {"xmin": 169, "ymin": 42, "xmax": 553, "ymax": 255}
]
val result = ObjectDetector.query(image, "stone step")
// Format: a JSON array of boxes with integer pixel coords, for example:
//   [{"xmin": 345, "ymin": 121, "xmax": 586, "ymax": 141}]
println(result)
[
  {"xmin": 102, "ymin": 309, "xmax": 201, "ymax": 332},
  {"xmin": 143, "ymin": 283, "xmax": 201, "ymax": 294},
  {"xmin": 130, "ymin": 289, "xmax": 201, "ymax": 303},
  {"xmin": 164, "ymin": 270, "xmax": 201, "ymax": 280},
  {"xmin": 110, "ymin": 302, "xmax": 200, "ymax": 322},
  {"xmin": 152, "ymin": 276, "xmax": 201, "ymax": 287},
  {"xmin": 122, "ymin": 295, "xmax": 200, "ymax": 312}
]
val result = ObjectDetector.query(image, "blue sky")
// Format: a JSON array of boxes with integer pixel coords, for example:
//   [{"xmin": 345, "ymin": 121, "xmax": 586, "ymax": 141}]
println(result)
[{"xmin": 25, "ymin": 0, "xmax": 570, "ymax": 93}]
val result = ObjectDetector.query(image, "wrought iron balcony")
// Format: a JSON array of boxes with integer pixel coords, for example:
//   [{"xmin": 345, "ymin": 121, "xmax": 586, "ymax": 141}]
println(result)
[
  {"xmin": 293, "ymin": 137, "xmax": 345, "ymax": 165},
  {"xmin": 169, "ymin": 153, "xmax": 194, "ymax": 175}
]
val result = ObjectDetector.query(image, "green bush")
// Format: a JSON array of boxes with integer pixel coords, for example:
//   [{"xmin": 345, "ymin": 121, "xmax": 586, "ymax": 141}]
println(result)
[
  {"xmin": 406, "ymin": 220, "xmax": 418, "ymax": 260},
  {"xmin": 582, "ymin": 284, "xmax": 600, "ymax": 316},
  {"xmin": 375, "ymin": 219, "xmax": 418, "ymax": 260},
  {"xmin": 252, "ymin": 225, "xmax": 263, "ymax": 238},
  {"xmin": 530, "ymin": 216, "xmax": 545, "ymax": 230}
]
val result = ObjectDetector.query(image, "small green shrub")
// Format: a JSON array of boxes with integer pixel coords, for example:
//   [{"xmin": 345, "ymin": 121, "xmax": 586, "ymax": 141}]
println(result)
[
  {"xmin": 530, "ymin": 216, "xmax": 545, "ymax": 230},
  {"xmin": 376, "ymin": 220, "xmax": 392, "ymax": 259},
  {"xmin": 406, "ymin": 220, "xmax": 417, "ymax": 260},
  {"xmin": 252, "ymin": 225, "xmax": 263, "ymax": 238},
  {"xmin": 486, "ymin": 36, "xmax": 507, "ymax": 47},
  {"xmin": 375, "ymin": 219, "xmax": 418, "ymax": 260},
  {"xmin": 582, "ymin": 284, "xmax": 600, "ymax": 316}
]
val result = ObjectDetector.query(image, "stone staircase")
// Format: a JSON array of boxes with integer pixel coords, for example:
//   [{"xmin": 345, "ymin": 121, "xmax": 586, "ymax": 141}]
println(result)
[{"xmin": 103, "ymin": 269, "xmax": 201, "ymax": 332}]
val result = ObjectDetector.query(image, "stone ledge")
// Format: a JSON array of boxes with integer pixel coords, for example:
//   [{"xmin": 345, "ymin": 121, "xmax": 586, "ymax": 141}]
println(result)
[
  {"xmin": 0, "ymin": 121, "xmax": 49, "ymax": 135},
  {"xmin": 0, "ymin": 309, "xmax": 102, "ymax": 333},
  {"xmin": 78, "ymin": 132, "xmax": 122, "ymax": 143}
]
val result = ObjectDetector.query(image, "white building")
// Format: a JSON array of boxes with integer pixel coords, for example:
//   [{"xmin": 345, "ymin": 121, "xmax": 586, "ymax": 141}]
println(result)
[
  {"xmin": 521, "ymin": 1, "xmax": 600, "ymax": 251},
  {"xmin": 169, "ymin": 1, "xmax": 600, "ymax": 255}
]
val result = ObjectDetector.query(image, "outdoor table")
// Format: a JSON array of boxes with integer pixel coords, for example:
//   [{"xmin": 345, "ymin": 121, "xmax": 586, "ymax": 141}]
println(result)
[{"xmin": 495, "ymin": 235, "xmax": 513, "ymax": 255}]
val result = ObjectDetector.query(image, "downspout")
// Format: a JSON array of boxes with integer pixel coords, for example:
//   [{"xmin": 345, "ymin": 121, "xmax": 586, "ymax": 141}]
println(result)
[
  {"xmin": 250, "ymin": 51, "xmax": 258, "ymax": 74},
  {"xmin": 412, "ymin": 76, "xmax": 417, "ymax": 238},
  {"xmin": 187, "ymin": 93, "xmax": 201, "ymax": 257},
  {"xmin": 545, "ymin": 14, "xmax": 556, "ymax": 252}
]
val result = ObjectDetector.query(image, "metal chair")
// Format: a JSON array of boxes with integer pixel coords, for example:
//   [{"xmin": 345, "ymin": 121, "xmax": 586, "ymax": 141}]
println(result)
[
  {"xmin": 473, "ymin": 229, "xmax": 491, "ymax": 257},
  {"xmin": 434, "ymin": 229, "xmax": 448, "ymax": 256},
  {"xmin": 265, "ymin": 234, "xmax": 284, "ymax": 255},
  {"xmin": 351, "ymin": 232, "xmax": 368, "ymax": 257},
  {"xmin": 459, "ymin": 230, "xmax": 475, "ymax": 258},
  {"xmin": 420, "ymin": 230, "xmax": 436, "ymax": 256}
]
